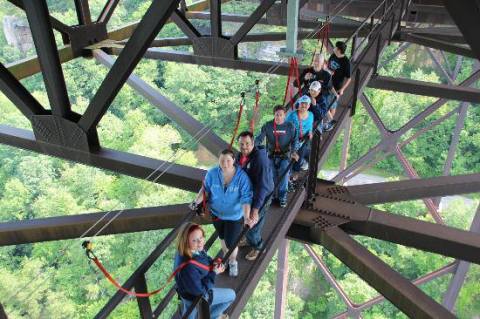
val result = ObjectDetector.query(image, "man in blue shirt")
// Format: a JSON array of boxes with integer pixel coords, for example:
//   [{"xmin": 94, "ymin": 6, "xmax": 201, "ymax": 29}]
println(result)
[
  {"xmin": 237, "ymin": 131, "xmax": 274, "ymax": 261},
  {"xmin": 255, "ymin": 105, "xmax": 299, "ymax": 208}
]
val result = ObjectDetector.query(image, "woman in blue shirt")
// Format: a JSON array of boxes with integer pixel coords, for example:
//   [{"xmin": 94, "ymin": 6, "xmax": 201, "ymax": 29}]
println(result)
[
  {"xmin": 175, "ymin": 222, "xmax": 235, "ymax": 319},
  {"xmin": 191, "ymin": 149, "xmax": 253, "ymax": 277},
  {"xmin": 286, "ymin": 95, "xmax": 314, "ymax": 172}
]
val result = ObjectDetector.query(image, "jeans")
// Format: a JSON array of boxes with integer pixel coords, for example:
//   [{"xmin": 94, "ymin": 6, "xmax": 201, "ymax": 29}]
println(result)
[
  {"xmin": 246, "ymin": 197, "xmax": 272, "ymax": 251},
  {"xmin": 181, "ymin": 288, "xmax": 236, "ymax": 319},
  {"xmin": 293, "ymin": 141, "xmax": 311, "ymax": 172},
  {"xmin": 269, "ymin": 156, "xmax": 290, "ymax": 202}
]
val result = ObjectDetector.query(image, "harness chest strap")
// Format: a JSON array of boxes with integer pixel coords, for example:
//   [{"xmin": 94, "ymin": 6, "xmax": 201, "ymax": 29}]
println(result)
[{"xmin": 297, "ymin": 111, "xmax": 303, "ymax": 140}]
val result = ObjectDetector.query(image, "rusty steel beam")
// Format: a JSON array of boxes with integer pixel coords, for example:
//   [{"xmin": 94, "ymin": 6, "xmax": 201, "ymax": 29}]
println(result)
[
  {"xmin": 368, "ymin": 75, "xmax": 480, "ymax": 104},
  {"xmin": 331, "ymin": 262, "xmax": 457, "ymax": 318},
  {"xmin": 0, "ymin": 125, "xmax": 204, "ymax": 192},
  {"xmin": 0, "ymin": 63, "xmax": 47, "ymax": 119},
  {"xmin": 341, "ymin": 207, "xmax": 480, "ymax": 264},
  {"xmin": 93, "ymin": 50, "xmax": 228, "ymax": 155},
  {"xmin": 312, "ymin": 227, "xmax": 455, "ymax": 318},
  {"xmin": 78, "ymin": 0, "xmax": 181, "ymax": 132},
  {"xmin": 0, "ymin": 205, "xmax": 205, "ymax": 247},
  {"xmin": 346, "ymin": 173, "xmax": 480, "ymax": 204},
  {"xmin": 404, "ymin": 33, "xmax": 475, "ymax": 59}
]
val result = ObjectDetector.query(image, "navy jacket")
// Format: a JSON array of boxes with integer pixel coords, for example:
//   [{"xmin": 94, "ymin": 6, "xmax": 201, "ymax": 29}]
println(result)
[
  {"xmin": 237, "ymin": 146, "xmax": 274, "ymax": 210},
  {"xmin": 174, "ymin": 251, "xmax": 215, "ymax": 300}
]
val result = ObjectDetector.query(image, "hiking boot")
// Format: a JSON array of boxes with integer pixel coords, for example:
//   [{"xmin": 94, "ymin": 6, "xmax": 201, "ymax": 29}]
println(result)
[
  {"xmin": 279, "ymin": 199, "xmax": 287, "ymax": 208},
  {"xmin": 245, "ymin": 249, "xmax": 260, "ymax": 261},
  {"xmin": 228, "ymin": 261, "xmax": 238, "ymax": 277}
]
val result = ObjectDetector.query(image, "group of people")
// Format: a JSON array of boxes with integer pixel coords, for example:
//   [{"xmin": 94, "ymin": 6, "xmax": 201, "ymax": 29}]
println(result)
[{"xmin": 173, "ymin": 41, "xmax": 351, "ymax": 319}]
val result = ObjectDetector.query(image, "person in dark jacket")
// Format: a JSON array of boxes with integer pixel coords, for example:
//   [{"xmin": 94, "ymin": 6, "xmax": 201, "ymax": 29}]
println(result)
[
  {"xmin": 174, "ymin": 222, "xmax": 235, "ymax": 319},
  {"xmin": 297, "ymin": 53, "xmax": 333, "ymax": 96},
  {"xmin": 237, "ymin": 131, "xmax": 274, "ymax": 261},
  {"xmin": 325, "ymin": 41, "xmax": 351, "ymax": 131},
  {"xmin": 255, "ymin": 105, "xmax": 299, "ymax": 207}
]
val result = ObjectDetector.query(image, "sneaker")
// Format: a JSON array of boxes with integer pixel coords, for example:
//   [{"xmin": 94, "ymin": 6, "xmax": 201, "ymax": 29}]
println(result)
[
  {"xmin": 279, "ymin": 199, "xmax": 287, "ymax": 208},
  {"xmin": 228, "ymin": 261, "xmax": 238, "ymax": 277},
  {"xmin": 301, "ymin": 161, "xmax": 309, "ymax": 171},
  {"xmin": 238, "ymin": 237, "xmax": 248, "ymax": 247},
  {"xmin": 323, "ymin": 121, "xmax": 336, "ymax": 132},
  {"xmin": 245, "ymin": 249, "xmax": 260, "ymax": 261}
]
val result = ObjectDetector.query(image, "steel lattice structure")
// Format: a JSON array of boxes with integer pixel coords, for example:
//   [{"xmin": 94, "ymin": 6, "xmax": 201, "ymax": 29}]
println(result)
[{"xmin": 0, "ymin": 0, "xmax": 479, "ymax": 318}]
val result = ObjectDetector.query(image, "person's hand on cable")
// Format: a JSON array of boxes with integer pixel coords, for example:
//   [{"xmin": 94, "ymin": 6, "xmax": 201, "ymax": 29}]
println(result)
[{"xmin": 189, "ymin": 201, "xmax": 198, "ymax": 211}]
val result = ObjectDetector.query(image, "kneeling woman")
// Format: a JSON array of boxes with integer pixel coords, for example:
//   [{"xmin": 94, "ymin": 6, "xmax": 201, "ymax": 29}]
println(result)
[
  {"xmin": 191, "ymin": 149, "xmax": 253, "ymax": 277},
  {"xmin": 175, "ymin": 223, "xmax": 235, "ymax": 319}
]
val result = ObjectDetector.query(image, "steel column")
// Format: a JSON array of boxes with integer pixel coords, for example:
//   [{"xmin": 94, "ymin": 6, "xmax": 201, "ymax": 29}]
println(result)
[
  {"xmin": 74, "ymin": 0, "xmax": 92, "ymax": 25},
  {"xmin": 284, "ymin": 0, "xmax": 300, "ymax": 56},
  {"xmin": 274, "ymin": 239, "xmax": 289, "ymax": 319},
  {"xmin": 442, "ymin": 203, "xmax": 480, "ymax": 311},
  {"xmin": 23, "ymin": 0, "xmax": 71, "ymax": 118},
  {"xmin": 78, "ymin": 0, "xmax": 181, "ymax": 132},
  {"xmin": 315, "ymin": 227, "xmax": 455, "ymax": 318},
  {"xmin": 97, "ymin": 0, "xmax": 120, "ymax": 23},
  {"xmin": 134, "ymin": 275, "xmax": 153, "ymax": 318},
  {"xmin": 93, "ymin": 50, "xmax": 228, "ymax": 155},
  {"xmin": 210, "ymin": 0, "xmax": 222, "ymax": 37}
]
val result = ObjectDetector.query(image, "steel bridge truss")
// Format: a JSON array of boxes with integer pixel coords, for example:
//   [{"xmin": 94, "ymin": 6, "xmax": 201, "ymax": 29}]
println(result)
[{"xmin": 0, "ymin": 0, "xmax": 479, "ymax": 318}]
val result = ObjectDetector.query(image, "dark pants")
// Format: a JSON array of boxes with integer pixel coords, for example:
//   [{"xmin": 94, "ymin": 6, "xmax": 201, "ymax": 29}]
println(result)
[
  {"xmin": 246, "ymin": 198, "xmax": 272, "ymax": 251},
  {"xmin": 213, "ymin": 217, "xmax": 244, "ymax": 249},
  {"xmin": 269, "ymin": 156, "xmax": 290, "ymax": 202}
]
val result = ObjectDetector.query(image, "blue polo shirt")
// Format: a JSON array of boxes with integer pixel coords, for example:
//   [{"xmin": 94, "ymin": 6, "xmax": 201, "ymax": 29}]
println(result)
[{"xmin": 204, "ymin": 166, "xmax": 252, "ymax": 221}]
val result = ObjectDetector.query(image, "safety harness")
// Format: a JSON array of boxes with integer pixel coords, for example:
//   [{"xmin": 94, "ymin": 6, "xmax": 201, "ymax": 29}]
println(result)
[{"xmin": 82, "ymin": 241, "xmax": 221, "ymax": 298}]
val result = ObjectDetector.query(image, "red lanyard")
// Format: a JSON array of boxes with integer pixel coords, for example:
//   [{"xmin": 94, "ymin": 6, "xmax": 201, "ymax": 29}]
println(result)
[
  {"xmin": 297, "ymin": 111, "xmax": 303, "ymax": 140},
  {"xmin": 273, "ymin": 120, "xmax": 280, "ymax": 152}
]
